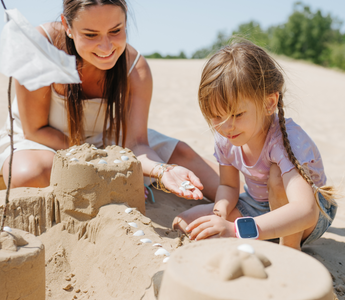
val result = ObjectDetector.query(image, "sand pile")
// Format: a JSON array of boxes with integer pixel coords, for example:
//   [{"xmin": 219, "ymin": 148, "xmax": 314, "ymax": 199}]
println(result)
[
  {"xmin": 0, "ymin": 229, "xmax": 45, "ymax": 300},
  {"xmin": 0, "ymin": 144, "xmax": 191, "ymax": 299}
]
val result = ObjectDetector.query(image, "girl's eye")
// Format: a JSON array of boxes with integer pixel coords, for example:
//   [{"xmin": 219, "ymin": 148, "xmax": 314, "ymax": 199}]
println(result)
[
  {"xmin": 110, "ymin": 29, "xmax": 120, "ymax": 34},
  {"xmin": 234, "ymin": 112, "xmax": 244, "ymax": 118}
]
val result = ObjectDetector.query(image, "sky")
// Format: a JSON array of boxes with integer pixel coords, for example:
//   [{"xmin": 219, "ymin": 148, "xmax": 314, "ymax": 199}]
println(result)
[{"xmin": 1, "ymin": 0, "xmax": 345, "ymax": 57}]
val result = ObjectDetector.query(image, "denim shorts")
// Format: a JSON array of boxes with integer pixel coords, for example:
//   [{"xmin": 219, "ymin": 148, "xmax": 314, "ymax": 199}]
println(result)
[{"xmin": 236, "ymin": 186, "xmax": 337, "ymax": 246}]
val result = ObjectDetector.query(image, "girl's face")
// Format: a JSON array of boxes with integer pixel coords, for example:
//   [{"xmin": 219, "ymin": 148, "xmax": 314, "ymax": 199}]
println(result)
[
  {"xmin": 210, "ymin": 98, "xmax": 268, "ymax": 148},
  {"xmin": 64, "ymin": 5, "xmax": 127, "ymax": 71}
]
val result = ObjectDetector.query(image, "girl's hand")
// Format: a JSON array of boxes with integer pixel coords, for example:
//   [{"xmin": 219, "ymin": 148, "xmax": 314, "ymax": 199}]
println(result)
[
  {"xmin": 161, "ymin": 166, "xmax": 204, "ymax": 200},
  {"xmin": 185, "ymin": 215, "xmax": 235, "ymax": 240}
]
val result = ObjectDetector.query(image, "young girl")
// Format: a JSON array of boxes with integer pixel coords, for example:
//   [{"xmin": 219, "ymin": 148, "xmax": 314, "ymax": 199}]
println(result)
[
  {"xmin": 0, "ymin": 0, "xmax": 220, "ymax": 201},
  {"xmin": 173, "ymin": 40, "xmax": 337, "ymax": 250}
]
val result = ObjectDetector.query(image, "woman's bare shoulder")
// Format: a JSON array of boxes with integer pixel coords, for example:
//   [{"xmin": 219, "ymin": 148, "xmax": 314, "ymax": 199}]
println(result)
[
  {"xmin": 36, "ymin": 22, "xmax": 64, "ymax": 46},
  {"xmin": 126, "ymin": 44, "xmax": 151, "ymax": 77}
]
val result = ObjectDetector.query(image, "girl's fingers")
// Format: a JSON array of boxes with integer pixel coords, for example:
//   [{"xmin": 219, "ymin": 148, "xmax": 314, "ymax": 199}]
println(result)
[
  {"xmin": 189, "ymin": 221, "xmax": 212, "ymax": 240},
  {"xmin": 195, "ymin": 226, "xmax": 220, "ymax": 240},
  {"xmin": 186, "ymin": 216, "xmax": 212, "ymax": 232}
]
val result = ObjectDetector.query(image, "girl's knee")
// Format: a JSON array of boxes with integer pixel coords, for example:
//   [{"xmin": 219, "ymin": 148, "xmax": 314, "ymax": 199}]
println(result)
[
  {"xmin": 268, "ymin": 164, "xmax": 288, "ymax": 209},
  {"xmin": 268, "ymin": 163, "xmax": 283, "ymax": 189}
]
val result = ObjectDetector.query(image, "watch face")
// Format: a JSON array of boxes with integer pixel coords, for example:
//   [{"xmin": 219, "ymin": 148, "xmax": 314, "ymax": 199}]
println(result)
[{"xmin": 236, "ymin": 217, "xmax": 258, "ymax": 239}]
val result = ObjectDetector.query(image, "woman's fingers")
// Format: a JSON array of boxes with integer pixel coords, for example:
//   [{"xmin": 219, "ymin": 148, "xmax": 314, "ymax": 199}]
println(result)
[{"xmin": 188, "ymin": 170, "xmax": 204, "ymax": 191}]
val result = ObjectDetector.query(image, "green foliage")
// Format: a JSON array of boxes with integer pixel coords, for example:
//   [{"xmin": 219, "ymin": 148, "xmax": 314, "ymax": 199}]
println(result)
[
  {"xmin": 232, "ymin": 21, "xmax": 269, "ymax": 49},
  {"xmin": 269, "ymin": 2, "xmax": 338, "ymax": 65},
  {"xmin": 144, "ymin": 51, "xmax": 187, "ymax": 59},
  {"xmin": 191, "ymin": 1, "xmax": 345, "ymax": 71}
]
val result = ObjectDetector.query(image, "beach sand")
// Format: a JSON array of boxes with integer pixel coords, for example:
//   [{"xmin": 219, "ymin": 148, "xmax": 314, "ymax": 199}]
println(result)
[{"xmin": 0, "ymin": 58, "xmax": 344, "ymax": 299}]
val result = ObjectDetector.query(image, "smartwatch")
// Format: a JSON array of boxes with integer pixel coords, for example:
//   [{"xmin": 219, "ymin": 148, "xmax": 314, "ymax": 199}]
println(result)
[{"xmin": 234, "ymin": 217, "xmax": 259, "ymax": 239}]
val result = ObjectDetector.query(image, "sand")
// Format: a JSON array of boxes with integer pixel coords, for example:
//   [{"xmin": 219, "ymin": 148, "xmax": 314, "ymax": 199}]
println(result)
[{"xmin": 0, "ymin": 58, "xmax": 345, "ymax": 299}]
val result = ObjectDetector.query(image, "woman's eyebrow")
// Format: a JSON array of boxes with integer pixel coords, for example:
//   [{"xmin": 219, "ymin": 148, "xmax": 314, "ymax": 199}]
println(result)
[{"xmin": 81, "ymin": 22, "xmax": 123, "ymax": 32}]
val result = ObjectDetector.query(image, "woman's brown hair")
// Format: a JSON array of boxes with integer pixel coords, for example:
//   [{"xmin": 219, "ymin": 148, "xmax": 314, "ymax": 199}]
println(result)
[
  {"xmin": 198, "ymin": 39, "xmax": 337, "ymax": 214},
  {"xmin": 61, "ymin": 0, "xmax": 129, "ymax": 147}
]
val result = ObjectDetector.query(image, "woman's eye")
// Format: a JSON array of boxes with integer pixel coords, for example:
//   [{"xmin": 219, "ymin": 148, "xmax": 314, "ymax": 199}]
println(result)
[
  {"xmin": 85, "ymin": 33, "xmax": 97, "ymax": 38},
  {"xmin": 110, "ymin": 29, "xmax": 120, "ymax": 34}
]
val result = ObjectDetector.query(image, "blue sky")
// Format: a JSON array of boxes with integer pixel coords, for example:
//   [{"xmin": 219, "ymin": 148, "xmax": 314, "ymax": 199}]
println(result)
[{"xmin": 1, "ymin": 0, "xmax": 345, "ymax": 57}]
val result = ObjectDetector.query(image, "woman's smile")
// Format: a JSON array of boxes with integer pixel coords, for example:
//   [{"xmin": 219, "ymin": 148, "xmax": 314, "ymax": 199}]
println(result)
[{"xmin": 94, "ymin": 49, "xmax": 116, "ymax": 59}]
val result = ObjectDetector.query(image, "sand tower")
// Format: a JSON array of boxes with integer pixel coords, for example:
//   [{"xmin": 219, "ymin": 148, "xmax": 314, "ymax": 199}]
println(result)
[{"xmin": 157, "ymin": 238, "xmax": 334, "ymax": 300}]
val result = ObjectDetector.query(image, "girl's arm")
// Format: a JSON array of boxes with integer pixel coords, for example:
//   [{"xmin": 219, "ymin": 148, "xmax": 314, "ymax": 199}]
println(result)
[
  {"xmin": 125, "ymin": 45, "xmax": 203, "ymax": 200},
  {"xmin": 255, "ymin": 168, "xmax": 319, "ymax": 240},
  {"xmin": 187, "ymin": 167, "xmax": 319, "ymax": 240},
  {"xmin": 213, "ymin": 165, "xmax": 240, "ymax": 219}
]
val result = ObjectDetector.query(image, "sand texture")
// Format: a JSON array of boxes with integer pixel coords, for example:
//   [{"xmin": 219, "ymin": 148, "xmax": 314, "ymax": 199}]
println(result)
[
  {"xmin": 0, "ymin": 229, "xmax": 45, "ymax": 300},
  {"xmin": 0, "ymin": 58, "xmax": 345, "ymax": 299},
  {"xmin": 158, "ymin": 239, "xmax": 333, "ymax": 300}
]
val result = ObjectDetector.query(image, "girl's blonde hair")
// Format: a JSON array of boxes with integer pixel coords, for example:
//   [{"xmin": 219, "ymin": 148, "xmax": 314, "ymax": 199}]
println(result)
[{"xmin": 198, "ymin": 39, "xmax": 337, "ymax": 215}]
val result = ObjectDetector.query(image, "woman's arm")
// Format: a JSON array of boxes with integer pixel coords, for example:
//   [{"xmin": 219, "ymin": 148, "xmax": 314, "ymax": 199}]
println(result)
[
  {"xmin": 16, "ymin": 23, "xmax": 69, "ymax": 151},
  {"xmin": 16, "ymin": 80, "xmax": 69, "ymax": 150},
  {"xmin": 125, "ymin": 45, "xmax": 203, "ymax": 199}
]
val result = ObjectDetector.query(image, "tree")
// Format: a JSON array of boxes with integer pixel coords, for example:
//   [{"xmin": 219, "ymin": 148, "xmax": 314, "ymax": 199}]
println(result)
[
  {"xmin": 232, "ymin": 21, "xmax": 269, "ymax": 49},
  {"xmin": 269, "ymin": 2, "xmax": 336, "ymax": 65}
]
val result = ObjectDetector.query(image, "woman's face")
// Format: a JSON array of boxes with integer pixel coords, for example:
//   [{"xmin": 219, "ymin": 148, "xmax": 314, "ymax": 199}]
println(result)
[{"xmin": 66, "ymin": 4, "xmax": 127, "ymax": 70}]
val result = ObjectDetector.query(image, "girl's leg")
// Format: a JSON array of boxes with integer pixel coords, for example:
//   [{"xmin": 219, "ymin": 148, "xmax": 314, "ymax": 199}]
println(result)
[
  {"xmin": 2, "ymin": 150, "xmax": 55, "ymax": 188},
  {"xmin": 168, "ymin": 141, "xmax": 219, "ymax": 201},
  {"xmin": 268, "ymin": 164, "xmax": 316, "ymax": 250}
]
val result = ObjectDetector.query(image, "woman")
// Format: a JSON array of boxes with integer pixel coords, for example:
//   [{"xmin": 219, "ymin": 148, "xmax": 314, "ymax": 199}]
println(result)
[{"xmin": 0, "ymin": 0, "xmax": 218, "ymax": 200}]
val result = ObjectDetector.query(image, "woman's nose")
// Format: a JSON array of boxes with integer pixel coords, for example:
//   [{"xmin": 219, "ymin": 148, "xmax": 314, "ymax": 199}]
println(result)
[{"xmin": 98, "ymin": 36, "xmax": 112, "ymax": 53}]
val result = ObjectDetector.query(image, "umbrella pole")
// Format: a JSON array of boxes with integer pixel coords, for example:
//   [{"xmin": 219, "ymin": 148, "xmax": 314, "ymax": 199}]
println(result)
[
  {"xmin": 0, "ymin": 77, "xmax": 12, "ymax": 231},
  {"xmin": 0, "ymin": 0, "xmax": 6, "ymax": 9}
]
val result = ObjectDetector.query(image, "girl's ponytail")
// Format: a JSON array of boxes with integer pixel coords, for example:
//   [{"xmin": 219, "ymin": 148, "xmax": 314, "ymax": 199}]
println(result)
[{"xmin": 277, "ymin": 94, "xmax": 337, "ymax": 217}]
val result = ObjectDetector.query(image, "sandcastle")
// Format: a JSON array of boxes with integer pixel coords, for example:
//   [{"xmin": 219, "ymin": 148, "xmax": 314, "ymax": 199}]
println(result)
[
  {"xmin": 0, "ymin": 144, "xmax": 338, "ymax": 300},
  {"xmin": 0, "ymin": 143, "xmax": 145, "ymax": 235}
]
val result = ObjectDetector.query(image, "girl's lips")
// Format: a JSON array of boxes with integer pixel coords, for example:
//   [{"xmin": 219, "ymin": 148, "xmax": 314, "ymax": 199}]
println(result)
[{"xmin": 227, "ymin": 133, "xmax": 241, "ymax": 139}]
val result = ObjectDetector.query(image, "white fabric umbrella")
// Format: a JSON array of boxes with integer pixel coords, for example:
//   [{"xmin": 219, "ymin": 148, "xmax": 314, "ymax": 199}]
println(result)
[{"xmin": 0, "ymin": 8, "xmax": 80, "ymax": 91}]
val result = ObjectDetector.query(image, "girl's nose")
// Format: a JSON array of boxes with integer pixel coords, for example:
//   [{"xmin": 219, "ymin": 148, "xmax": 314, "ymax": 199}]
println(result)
[{"xmin": 221, "ymin": 120, "xmax": 235, "ymax": 133}]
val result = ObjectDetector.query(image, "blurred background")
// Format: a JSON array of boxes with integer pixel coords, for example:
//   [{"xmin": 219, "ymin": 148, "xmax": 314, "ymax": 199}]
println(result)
[{"xmin": 1, "ymin": 0, "xmax": 345, "ymax": 70}]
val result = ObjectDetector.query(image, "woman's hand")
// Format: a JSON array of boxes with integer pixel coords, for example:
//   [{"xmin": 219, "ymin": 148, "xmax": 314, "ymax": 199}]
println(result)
[
  {"xmin": 186, "ymin": 215, "xmax": 235, "ymax": 240},
  {"xmin": 161, "ymin": 166, "xmax": 204, "ymax": 200}
]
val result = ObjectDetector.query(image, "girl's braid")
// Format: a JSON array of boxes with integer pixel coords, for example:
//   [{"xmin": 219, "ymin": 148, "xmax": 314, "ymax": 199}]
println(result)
[
  {"xmin": 277, "ymin": 94, "xmax": 337, "ymax": 215},
  {"xmin": 277, "ymin": 94, "xmax": 314, "ymax": 186}
]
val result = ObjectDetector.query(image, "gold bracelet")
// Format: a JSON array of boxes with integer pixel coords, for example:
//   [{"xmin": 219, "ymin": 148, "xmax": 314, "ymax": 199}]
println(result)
[{"xmin": 150, "ymin": 163, "xmax": 178, "ymax": 193}]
